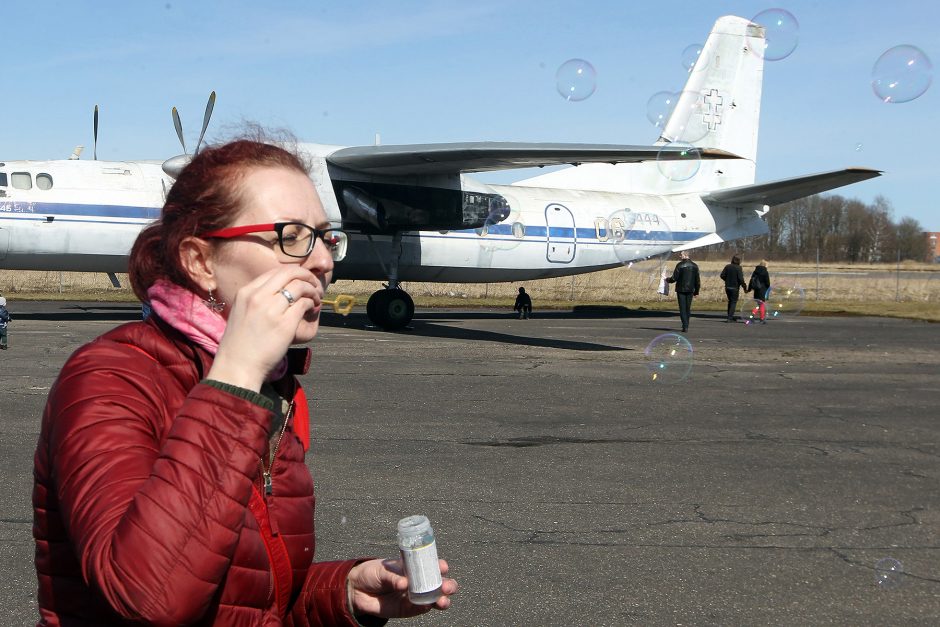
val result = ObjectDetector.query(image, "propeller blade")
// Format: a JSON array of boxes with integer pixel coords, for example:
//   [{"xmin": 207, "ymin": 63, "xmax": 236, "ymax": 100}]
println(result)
[
  {"xmin": 172, "ymin": 106, "xmax": 187, "ymax": 154},
  {"xmin": 194, "ymin": 90, "xmax": 216, "ymax": 155},
  {"xmin": 93, "ymin": 105, "xmax": 99, "ymax": 160}
]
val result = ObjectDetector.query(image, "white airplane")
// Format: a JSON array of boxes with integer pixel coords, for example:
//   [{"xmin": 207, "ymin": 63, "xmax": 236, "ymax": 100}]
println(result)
[{"xmin": 0, "ymin": 15, "xmax": 879, "ymax": 329}]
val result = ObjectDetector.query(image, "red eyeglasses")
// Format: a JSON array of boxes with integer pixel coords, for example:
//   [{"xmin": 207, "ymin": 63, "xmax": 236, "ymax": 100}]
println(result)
[{"xmin": 202, "ymin": 222, "xmax": 348, "ymax": 261}]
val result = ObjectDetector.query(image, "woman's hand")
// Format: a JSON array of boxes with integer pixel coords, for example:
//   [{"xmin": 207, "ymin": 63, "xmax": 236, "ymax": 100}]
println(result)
[
  {"xmin": 347, "ymin": 558, "xmax": 458, "ymax": 619},
  {"xmin": 207, "ymin": 266, "xmax": 323, "ymax": 391}
]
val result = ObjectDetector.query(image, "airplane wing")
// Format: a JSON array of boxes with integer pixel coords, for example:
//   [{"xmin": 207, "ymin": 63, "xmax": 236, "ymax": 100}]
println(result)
[
  {"xmin": 327, "ymin": 142, "xmax": 739, "ymax": 176},
  {"xmin": 702, "ymin": 167, "xmax": 882, "ymax": 206}
]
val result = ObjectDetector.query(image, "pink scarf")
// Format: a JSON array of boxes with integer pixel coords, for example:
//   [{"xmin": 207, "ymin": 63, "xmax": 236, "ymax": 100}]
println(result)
[{"xmin": 147, "ymin": 279, "xmax": 287, "ymax": 381}]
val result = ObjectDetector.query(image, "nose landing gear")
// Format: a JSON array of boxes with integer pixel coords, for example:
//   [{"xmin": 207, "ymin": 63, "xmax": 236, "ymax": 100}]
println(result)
[{"xmin": 366, "ymin": 287, "xmax": 415, "ymax": 331}]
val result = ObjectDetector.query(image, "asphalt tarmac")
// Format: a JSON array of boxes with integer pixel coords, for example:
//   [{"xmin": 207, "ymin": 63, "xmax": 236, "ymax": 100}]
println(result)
[{"xmin": 1, "ymin": 302, "xmax": 938, "ymax": 625}]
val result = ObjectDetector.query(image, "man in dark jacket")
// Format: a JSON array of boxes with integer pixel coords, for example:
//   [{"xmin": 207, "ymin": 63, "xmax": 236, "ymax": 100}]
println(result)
[
  {"xmin": 719, "ymin": 255, "xmax": 747, "ymax": 322},
  {"xmin": 665, "ymin": 251, "xmax": 700, "ymax": 333}
]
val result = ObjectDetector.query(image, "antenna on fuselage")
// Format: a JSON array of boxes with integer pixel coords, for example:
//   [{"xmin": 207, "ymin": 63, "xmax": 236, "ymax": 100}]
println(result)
[
  {"xmin": 93, "ymin": 105, "xmax": 99, "ymax": 160},
  {"xmin": 163, "ymin": 91, "xmax": 217, "ymax": 178}
]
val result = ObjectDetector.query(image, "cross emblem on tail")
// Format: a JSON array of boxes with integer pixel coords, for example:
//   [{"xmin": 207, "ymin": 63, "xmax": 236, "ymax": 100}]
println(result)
[{"xmin": 701, "ymin": 89, "xmax": 723, "ymax": 130}]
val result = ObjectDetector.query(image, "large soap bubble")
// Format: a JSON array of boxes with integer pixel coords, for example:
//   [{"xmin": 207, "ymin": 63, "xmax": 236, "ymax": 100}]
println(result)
[
  {"xmin": 556, "ymin": 59, "xmax": 597, "ymax": 102},
  {"xmin": 872, "ymin": 45, "xmax": 932, "ymax": 103},
  {"xmin": 749, "ymin": 8, "xmax": 799, "ymax": 61},
  {"xmin": 656, "ymin": 141, "xmax": 702, "ymax": 182},
  {"xmin": 607, "ymin": 209, "xmax": 674, "ymax": 288},
  {"xmin": 645, "ymin": 333, "xmax": 694, "ymax": 383},
  {"xmin": 681, "ymin": 43, "xmax": 709, "ymax": 73},
  {"xmin": 476, "ymin": 193, "xmax": 525, "ymax": 252},
  {"xmin": 646, "ymin": 91, "xmax": 678, "ymax": 130}
]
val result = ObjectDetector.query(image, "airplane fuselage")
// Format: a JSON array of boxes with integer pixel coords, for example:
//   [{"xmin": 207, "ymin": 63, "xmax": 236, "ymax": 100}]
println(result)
[{"xmin": 0, "ymin": 157, "xmax": 761, "ymax": 281}]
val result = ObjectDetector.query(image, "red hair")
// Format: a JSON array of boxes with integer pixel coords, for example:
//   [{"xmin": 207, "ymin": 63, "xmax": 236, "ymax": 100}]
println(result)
[{"xmin": 129, "ymin": 140, "xmax": 308, "ymax": 302}]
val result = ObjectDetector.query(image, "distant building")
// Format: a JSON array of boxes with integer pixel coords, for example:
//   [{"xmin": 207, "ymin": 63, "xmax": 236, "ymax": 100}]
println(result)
[{"xmin": 926, "ymin": 232, "xmax": 940, "ymax": 263}]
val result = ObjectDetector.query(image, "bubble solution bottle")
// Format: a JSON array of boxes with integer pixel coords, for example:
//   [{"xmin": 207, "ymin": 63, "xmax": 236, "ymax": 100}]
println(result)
[{"xmin": 397, "ymin": 515, "xmax": 443, "ymax": 605}]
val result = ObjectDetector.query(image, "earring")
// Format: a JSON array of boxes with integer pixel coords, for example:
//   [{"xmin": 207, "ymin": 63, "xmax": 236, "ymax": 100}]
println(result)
[{"xmin": 204, "ymin": 290, "xmax": 225, "ymax": 312}]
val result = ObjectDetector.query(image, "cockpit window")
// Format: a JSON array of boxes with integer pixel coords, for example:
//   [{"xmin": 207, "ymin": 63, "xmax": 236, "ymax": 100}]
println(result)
[
  {"xmin": 0, "ymin": 173, "xmax": 7, "ymax": 187},
  {"xmin": 36, "ymin": 173, "xmax": 53, "ymax": 190},
  {"xmin": 11, "ymin": 172, "xmax": 32, "ymax": 190}
]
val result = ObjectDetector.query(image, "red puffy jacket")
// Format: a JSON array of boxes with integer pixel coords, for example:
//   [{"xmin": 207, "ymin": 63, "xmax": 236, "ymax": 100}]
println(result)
[{"xmin": 33, "ymin": 316, "xmax": 367, "ymax": 625}]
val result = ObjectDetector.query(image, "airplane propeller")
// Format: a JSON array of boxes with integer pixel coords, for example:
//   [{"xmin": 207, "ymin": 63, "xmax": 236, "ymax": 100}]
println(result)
[{"xmin": 163, "ymin": 91, "xmax": 216, "ymax": 178}]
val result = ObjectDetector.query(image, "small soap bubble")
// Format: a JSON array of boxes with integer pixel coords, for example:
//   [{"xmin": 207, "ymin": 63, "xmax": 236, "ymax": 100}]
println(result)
[
  {"xmin": 740, "ymin": 297, "xmax": 766, "ymax": 325},
  {"xmin": 656, "ymin": 141, "xmax": 702, "ymax": 182},
  {"xmin": 340, "ymin": 515, "xmax": 348, "ymax": 526},
  {"xmin": 645, "ymin": 333, "xmax": 693, "ymax": 382},
  {"xmin": 855, "ymin": 142, "xmax": 863, "ymax": 152},
  {"xmin": 749, "ymin": 8, "xmax": 799, "ymax": 61},
  {"xmin": 681, "ymin": 43, "xmax": 708, "ymax": 72},
  {"xmin": 646, "ymin": 91, "xmax": 677, "ymax": 129},
  {"xmin": 556, "ymin": 59, "xmax": 597, "ymax": 101},
  {"xmin": 874, "ymin": 557, "xmax": 903, "ymax": 589},
  {"xmin": 872, "ymin": 45, "xmax": 932, "ymax": 103},
  {"xmin": 767, "ymin": 278, "xmax": 806, "ymax": 317}
]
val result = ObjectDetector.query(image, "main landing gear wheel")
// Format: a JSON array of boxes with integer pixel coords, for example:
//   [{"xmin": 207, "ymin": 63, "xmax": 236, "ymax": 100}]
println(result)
[{"xmin": 367, "ymin": 289, "xmax": 415, "ymax": 331}]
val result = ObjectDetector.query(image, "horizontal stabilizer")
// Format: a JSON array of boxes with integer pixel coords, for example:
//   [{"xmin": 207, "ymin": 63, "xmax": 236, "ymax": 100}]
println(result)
[
  {"xmin": 702, "ymin": 167, "xmax": 882, "ymax": 206},
  {"xmin": 327, "ymin": 142, "xmax": 738, "ymax": 176}
]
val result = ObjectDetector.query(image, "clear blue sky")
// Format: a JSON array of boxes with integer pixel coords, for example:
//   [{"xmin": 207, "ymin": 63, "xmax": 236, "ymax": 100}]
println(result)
[{"xmin": 3, "ymin": 1, "xmax": 938, "ymax": 230}]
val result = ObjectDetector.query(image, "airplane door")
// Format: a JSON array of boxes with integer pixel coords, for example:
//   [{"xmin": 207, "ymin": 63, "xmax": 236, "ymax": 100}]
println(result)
[
  {"xmin": 0, "ymin": 227, "xmax": 8, "ymax": 260},
  {"xmin": 545, "ymin": 203, "xmax": 576, "ymax": 263}
]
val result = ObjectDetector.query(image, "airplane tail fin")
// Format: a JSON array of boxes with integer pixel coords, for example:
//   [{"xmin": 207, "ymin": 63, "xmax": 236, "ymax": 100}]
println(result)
[
  {"xmin": 657, "ymin": 15, "xmax": 765, "ymax": 187},
  {"xmin": 515, "ymin": 15, "xmax": 764, "ymax": 193}
]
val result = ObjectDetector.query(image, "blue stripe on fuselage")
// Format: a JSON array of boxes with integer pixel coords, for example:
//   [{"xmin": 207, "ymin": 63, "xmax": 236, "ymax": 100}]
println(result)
[
  {"xmin": 459, "ymin": 224, "xmax": 699, "ymax": 242},
  {"xmin": 0, "ymin": 201, "xmax": 159, "ymax": 220}
]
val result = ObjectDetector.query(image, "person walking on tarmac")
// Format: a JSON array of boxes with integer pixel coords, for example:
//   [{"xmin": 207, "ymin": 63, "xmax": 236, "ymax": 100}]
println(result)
[
  {"xmin": 514, "ymin": 286, "xmax": 532, "ymax": 319},
  {"xmin": 0, "ymin": 294, "xmax": 10, "ymax": 350},
  {"xmin": 719, "ymin": 255, "xmax": 747, "ymax": 322},
  {"xmin": 746, "ymin": 259, "xmax": 771, "ymax": 324},
  {"xmin": 665, "ymin": 251, "xmax": 700, "ymax": 333}
]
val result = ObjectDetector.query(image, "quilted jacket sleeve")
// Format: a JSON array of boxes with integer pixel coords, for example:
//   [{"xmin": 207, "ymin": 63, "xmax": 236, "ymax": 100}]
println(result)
[
  {"xmin": 288, "ymin": 559, "xmax": 388, "ymax": 627},
  {"xmin": 46, "ymin": 338, "xmax": 273, "ymax": 623}
]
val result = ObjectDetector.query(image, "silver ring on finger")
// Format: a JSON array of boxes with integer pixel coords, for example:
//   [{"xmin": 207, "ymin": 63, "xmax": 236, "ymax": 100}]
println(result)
[{"xmin": 281, "ymin": 289, "xmax": 296, "ymax": 305}]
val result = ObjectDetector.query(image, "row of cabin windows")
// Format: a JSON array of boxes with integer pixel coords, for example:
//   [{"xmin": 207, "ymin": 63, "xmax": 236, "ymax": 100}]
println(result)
[{"xmin": 0, "ymin": 172, "xmax": 54, "ymax": 190}]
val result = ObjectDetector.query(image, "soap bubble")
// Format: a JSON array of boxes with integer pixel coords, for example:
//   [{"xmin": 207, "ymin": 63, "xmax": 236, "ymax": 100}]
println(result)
[
  {"xmin": 855, "ymin": 142, "xmax": 864, "ymax": 152},
  {"xmin": 607, "ymin": 209, "xmax": 675, "ymax": 288},
  {"xmin": 656, "ymin": 141, "xmax": 702, "ymax": 181},
  {"xmin": 766, "ymin": 278, "xmax": 806, "ymax": 317},
  {"xmin": 646, "ymin": 91, "xmax": 678, "ymax": 129},
  {"xmin": 605, "ymin": 209, "xmax": 636, "ymax": 259},
  {"xmin": 556, "ymin": 59, "xmax": 597, "ymax": 101},
  {"xmin": 874, "ymin": 557, "xmax": 903, "ymax": 589},
  {"xmin": 741, "ymin": 297, "xmax": 763, "ymax": 325},
  {"xmin": 477, "ymin": 192, "xmax": 525, "ymax": 252},
  {"xmin": 645, "ymin": 333, "xmax": 693, "ymax": 382},
  {"xmin": 666, "ymin": 89, "xmax": 720, "ymax": 143},
  {"xmin": 681, "ymin": 43, "xmax": 708, "ymax": 72},
  {"xmin": 872, "ymin": 45, "xmax": 932, "ymax": 103},
  {"xmin": 749, "ymin": 9, "xmax": 799, "ymax": 61}
]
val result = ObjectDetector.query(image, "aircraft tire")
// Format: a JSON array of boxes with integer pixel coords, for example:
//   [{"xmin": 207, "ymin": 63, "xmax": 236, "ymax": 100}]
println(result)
[{"xmin": 367, "ymin": 289, "xmax": 414, "ymax": 330}]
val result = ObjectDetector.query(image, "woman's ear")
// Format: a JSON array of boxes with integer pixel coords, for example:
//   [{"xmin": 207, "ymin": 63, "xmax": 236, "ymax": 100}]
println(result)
[{"xmin": 178, "ymin": 236, "xmax": 216, "ymax": 292}]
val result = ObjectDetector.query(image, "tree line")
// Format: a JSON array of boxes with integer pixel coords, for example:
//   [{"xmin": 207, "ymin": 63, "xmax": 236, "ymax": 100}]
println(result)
[{"xmin": 699, "ymin": 194, "xmax": 931, "ymax": 263}]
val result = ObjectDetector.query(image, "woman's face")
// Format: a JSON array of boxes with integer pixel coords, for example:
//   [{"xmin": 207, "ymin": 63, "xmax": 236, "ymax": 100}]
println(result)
[{"xmin": 211, "ymin": 165, "xmax": 334, "ymax": 343}]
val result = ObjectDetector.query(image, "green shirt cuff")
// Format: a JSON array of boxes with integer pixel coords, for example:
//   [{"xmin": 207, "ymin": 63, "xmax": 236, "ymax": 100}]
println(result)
[{"xmin": 202, "ymin": 379, "xmax": 275, "ymax": 412}]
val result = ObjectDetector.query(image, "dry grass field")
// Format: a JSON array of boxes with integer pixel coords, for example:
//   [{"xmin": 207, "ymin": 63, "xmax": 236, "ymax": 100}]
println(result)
[{"xmin": 2, "ymin": 260, "xmax": 939, "ymax": 321}]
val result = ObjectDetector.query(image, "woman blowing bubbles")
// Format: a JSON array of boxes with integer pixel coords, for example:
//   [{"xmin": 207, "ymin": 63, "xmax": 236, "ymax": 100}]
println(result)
[{"xmin": 33, "ymin": 138, "xmax": 457, "ymax": 625}]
